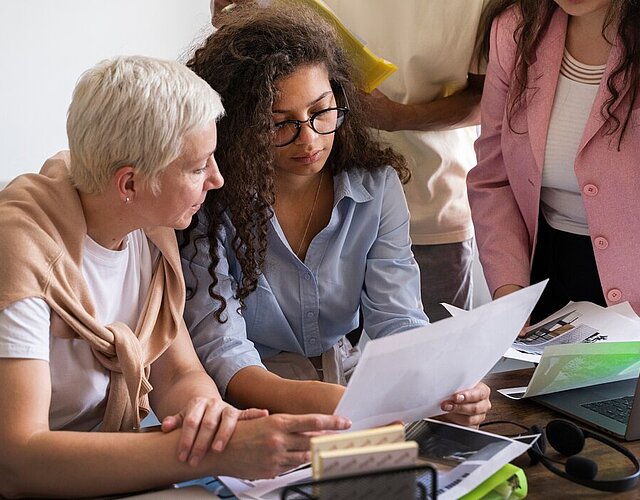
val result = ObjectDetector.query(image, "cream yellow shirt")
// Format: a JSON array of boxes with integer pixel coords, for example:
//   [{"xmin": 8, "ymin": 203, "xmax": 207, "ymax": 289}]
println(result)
[{"xmin": 324, "ymin": 0, "xmax": 486, "ymax": 244}]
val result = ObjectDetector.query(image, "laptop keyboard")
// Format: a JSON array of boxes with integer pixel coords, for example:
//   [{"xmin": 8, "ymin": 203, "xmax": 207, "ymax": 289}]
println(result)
[{"xmin": 581, "ymin": 396, "xmax": 633, "ymax": 424}]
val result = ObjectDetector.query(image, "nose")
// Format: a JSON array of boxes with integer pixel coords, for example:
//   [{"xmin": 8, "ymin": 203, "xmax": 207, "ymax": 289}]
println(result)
[
  {"xmin": 294, "ymin": 119, "xmax": 319, "ymax": 144},
  {"xmin": 204, "ymin": 155, "xmax": 224, "ymax": 191}
]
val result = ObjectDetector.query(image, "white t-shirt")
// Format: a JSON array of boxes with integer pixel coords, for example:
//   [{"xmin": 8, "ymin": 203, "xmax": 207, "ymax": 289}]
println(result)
[
  {"xmin": 0, "ymin": 230, "xmax": 155, "ymax": 430},
  {"xmin": 323, "ymin": 0, "xmax": 487, "ymax": 245}
]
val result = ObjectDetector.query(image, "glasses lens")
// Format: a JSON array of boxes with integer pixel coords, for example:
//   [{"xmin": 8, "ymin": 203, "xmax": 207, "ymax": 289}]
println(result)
[
  {"xmin": 274, "ymin": 121, "xmax": 299, "ymax": 147},
  {"xmin": 273, "ymin": 108, "xmax": 348, "ymax": 147},
  {"xmin": 311, "ymin": 108, "xmax": 340, "ymax": 134}
]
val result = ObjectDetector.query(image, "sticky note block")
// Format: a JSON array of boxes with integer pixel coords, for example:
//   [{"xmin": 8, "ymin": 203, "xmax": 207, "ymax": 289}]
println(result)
[
  {"xmin": 316, "ymin": 441, "xmax": 418, "ymax": 480},
  {"xmin": 311, "ymin": 424, "xmax": 405, "ymax": 478}
]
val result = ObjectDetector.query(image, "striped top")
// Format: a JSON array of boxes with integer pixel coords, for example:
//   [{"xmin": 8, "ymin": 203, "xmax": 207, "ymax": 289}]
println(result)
[
  {"xmin": 560, "ymin": 48, "xmax": 606, "ymax": 84},
  {"xmin": 541, "ymin": 50, "xmax": 607, "ymax": 235}
]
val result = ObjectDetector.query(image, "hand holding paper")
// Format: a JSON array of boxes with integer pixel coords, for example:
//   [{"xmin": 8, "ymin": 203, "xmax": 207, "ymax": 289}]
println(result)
[{"xmin": 334, "ymin": 281, "xmax": 547, "ymax": 430}]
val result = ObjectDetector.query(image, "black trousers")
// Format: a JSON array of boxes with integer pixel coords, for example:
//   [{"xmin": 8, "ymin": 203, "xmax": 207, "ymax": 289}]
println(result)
[{"xmin": 530, "ymin": 215, "xmax": 606, "ymax": 323}]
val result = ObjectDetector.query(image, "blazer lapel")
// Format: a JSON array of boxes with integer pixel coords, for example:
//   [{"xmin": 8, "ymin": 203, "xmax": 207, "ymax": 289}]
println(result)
[
  {"xmin": 578, "ymin": 38, "xmax": 628, "ymax": 152},
  {"xmin": 526, "ymin": 9, "xmax": 567, "ymax": 174}
]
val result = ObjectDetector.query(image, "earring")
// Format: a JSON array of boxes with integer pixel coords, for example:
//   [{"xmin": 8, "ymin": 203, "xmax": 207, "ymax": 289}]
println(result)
[{"xmin": 125, "ymin": 197, "xmax": 130, "ymax": 204}]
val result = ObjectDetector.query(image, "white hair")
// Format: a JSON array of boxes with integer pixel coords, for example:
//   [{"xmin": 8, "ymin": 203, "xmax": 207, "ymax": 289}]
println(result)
[{"xmin": 67, "ymin": 55, "xmax": 224, "ymax": 194}]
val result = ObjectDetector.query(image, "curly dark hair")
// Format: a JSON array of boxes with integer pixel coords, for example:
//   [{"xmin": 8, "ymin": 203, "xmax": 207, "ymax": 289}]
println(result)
[
  {"xmin": 476, "ymin": 0, "xmax": 639, "ymax": 149},
  {"xmin": 181, "ymin": 0, "xmax": 409, "ymax": 321}
]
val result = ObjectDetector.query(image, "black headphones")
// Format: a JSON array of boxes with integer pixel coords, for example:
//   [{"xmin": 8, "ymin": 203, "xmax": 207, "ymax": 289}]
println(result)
[{"xmin": 483, "ymin": 419, "xmax": 640, "ymax": 492}]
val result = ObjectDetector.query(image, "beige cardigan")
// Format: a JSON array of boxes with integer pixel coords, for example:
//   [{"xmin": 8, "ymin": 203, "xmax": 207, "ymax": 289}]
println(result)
[{"xmin": 0, "ymin": 152, "xmax": 186, "ymax": 431}]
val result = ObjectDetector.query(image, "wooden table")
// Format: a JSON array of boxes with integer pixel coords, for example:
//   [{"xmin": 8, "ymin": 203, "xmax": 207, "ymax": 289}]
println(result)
[{"xmin": 483, "ymin": 369, "xmax": 639, "ymax": 498}]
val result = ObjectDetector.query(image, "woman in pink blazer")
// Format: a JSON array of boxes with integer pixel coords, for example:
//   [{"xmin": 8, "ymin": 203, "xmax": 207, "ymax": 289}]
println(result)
[{"xmin": 468, "ymin": 0, "xmax": 640, "ymax": 322}]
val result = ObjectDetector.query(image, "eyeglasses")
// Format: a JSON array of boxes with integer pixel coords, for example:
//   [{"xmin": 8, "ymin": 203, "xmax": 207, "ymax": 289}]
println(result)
[{"xmin": 272, "ymin": 84, "xmax": 350, "ymax": 147}]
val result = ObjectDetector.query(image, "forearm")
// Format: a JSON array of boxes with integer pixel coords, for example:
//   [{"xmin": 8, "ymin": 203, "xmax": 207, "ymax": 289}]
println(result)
[
  {"xmin": 226, "ymin": 366, "xmax": 344, "ymax": 415},
  {"xmin": 3, "ymin": 429, "xmax": 232, "ymax": 498},
  {"xmin": 381, "ymin": 88, "xmax": 482, "ymax": 132},
  {"xmin": 151, "ymin": 368, "xmax": 222, "ymax": 419}
]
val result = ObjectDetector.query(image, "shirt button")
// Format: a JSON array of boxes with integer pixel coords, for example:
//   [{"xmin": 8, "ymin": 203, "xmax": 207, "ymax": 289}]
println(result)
[
  {"xmin": 593, "ymin": 236, "xmax": 608, "ymax": 249},
  {"xmin": 306, "ymin": 311, "xmax": 314, "ymax": 318},
  {"xmin": 309, "ymin": 338, "xmax": 316, "ymax": 344},
  {"xmin": 304, "ymin": 273, "xmax": 311, "ymax": 281},
  {"xmin": 583, "ymin": 184, "xmax": 599, "ymax": 196},
  {"xmin": 607, "ymin": 289, "xmax": 622, "ymax": 302}
]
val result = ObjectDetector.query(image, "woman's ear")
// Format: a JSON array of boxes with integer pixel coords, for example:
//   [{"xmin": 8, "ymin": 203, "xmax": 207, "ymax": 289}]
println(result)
[{"xmin": 113, "ymin": 165, "xmax": 137, "ymax": 204}]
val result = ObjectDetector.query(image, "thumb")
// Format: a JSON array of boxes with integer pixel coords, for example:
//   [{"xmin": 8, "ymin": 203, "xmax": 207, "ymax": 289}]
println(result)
[
  {"xmin": 161, "ymin": 413, "xmax": 184, "ymax": 432},
  {"xmin": 239, "ymin": 408, "xmax": 269, "ymax": 420}
]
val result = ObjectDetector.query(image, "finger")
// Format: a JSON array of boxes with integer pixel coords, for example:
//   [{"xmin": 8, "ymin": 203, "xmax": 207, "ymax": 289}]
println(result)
[
  {"xmin": 441, "ymin": 411, "xmax": 487, "ymax": 428},
  {"xmin": 282, "ymin": 414, "xmax": 351, "ymax": 434},
  {"xmin": 161, "ymin": 414, "xmax": 181, "ymax": 433},
  {"xmin": 239, "ymin": 408, "xmax": 269, "ymax": 420},
  {"xmin": 444, "ymin": 398, "xmax": 492, "ymax": 416},
  {"xmin": 177, "ymin": 400, "xmax": 207, "ymax": 464},
  {"xmin": 446, "ymin": 382, "xmax": 491, "ymax": 407},
  {"xmin": 210, "ymin": 406, "xmax": 240, "ymax": 452},
  {"xmin": 186, "ymin": 406, "xmax": 227, "ymax": 466}
]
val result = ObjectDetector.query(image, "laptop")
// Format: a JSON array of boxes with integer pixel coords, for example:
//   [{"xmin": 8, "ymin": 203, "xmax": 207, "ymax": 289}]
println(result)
[{"xmin": 533, "ymin": 376, "xmax": 640, "ymax": 441}]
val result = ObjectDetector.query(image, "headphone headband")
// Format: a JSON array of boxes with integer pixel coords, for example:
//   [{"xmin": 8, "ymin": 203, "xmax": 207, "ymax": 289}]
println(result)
[{"xmin": 534, "ymin": 419, "xmax": 640, "ymax": 493}]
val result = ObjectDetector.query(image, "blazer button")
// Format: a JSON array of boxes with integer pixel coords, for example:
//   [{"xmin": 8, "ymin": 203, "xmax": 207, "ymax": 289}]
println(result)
[
  {"xmin": 593, "ymin": 236, "xmax": 608, "ymax": 249},
  {"xmin": 583, "ymin": 184, "xmax": 599, "ymax": 196},
  {"xmin": 607, "ymin": 289, "xmax": 622, "ymax": 302}
]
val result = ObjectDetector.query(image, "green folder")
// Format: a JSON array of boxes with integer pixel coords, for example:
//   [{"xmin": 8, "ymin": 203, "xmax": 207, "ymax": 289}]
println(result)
[{"xmin": 460, "ymin": 463, "xmax": 528, "ymax": 500}]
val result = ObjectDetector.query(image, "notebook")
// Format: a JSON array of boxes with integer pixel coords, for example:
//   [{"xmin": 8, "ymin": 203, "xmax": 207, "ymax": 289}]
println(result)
[{"xmin": 533, "ymin": 376, "xmax": 640, "ymax": 441}]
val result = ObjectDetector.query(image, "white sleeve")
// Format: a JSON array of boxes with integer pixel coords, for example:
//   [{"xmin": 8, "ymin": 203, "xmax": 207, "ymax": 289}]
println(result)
[{"xmin": 0, "ymin": 297, "xmax": 51, "ymax": 360}]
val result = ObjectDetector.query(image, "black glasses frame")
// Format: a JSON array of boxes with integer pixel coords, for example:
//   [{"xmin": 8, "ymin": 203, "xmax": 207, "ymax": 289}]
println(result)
[{"xmin": 273, "ymin": 82, "xmax": 350, "ymax": 147}]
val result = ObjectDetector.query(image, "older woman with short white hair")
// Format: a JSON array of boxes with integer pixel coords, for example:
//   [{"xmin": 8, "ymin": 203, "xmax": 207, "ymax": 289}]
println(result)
[{"xmin": 0, "ymin": 55, "xmax": 349, "ymax": 498}]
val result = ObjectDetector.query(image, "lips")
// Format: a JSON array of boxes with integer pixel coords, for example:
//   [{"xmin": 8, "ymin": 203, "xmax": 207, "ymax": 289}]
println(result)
[{"xmin": 291, "ymin": 150, "xmax": 323, "ymax": 164}]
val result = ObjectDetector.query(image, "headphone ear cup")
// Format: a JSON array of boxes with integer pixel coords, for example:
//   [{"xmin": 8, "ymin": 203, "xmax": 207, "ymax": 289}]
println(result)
[
  {"xmin": 566, "ymin": 455, "xmax": 598, "ymax": 481},
  {"xmin": 546, "ymin": 419, "xmax": 585, "ymax": 456},
  {"xmin": 528, "ymin": 424, "xmax": 545, "ymax": 465}
]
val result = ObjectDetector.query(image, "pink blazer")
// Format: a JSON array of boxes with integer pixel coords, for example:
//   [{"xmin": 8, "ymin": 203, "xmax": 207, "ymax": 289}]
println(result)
[{"xmin": 468, "ymin": 6, "xmax": 640, "ymax": 312}]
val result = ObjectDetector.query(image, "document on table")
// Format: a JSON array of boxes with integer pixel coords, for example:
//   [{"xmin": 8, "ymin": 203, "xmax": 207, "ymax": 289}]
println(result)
[
  {"xmin": 500, "ymin": 341, "xmax": 640, "ymax": 399},
  {"xmin": 333, "ymin": 280, "xmax": 547, "ymax": 430},
  {"xmin": 506, "ymin": 301, "xmax": 640, "ymax": 364}
]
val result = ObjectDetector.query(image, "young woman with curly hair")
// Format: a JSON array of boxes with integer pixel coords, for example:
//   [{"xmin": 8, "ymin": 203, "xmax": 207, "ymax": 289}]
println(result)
[
  {"xmin": 181, "ymin": 0, "xmax": 491, "ymax": 425},
  {"xmin": 469, "ymin": 0, "xmax": 640, "ymax": 325}
]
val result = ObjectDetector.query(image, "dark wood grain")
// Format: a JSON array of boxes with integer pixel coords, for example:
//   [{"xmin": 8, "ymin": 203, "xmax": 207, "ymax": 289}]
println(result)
[{"xmin": 483, "ymin": 369, "xmax": 640, "ymax": 498}]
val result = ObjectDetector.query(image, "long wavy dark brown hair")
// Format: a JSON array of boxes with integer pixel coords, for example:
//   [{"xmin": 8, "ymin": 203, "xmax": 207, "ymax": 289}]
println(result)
[
  {"xmin": 181, "ymin": 0, "xmax": 409, "ymax": 321},
  {"xmin": 475, "ymin": 0, "xmax": 639, "ymax": 148}
]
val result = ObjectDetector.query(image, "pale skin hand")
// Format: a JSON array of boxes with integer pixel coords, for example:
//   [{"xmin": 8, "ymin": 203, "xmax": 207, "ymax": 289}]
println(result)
[
  {"xmin": 220, "ymin": 413, "xmax": 351, "ymax": 479},
  {"xmin": 146, "ymin": 325, "xmax": 269, "ymax": 467},
  {"xmin": 0, "ymin": 355, "xmax": 352, "ymax": 497},
  {"xmin": 161, "ymin": 398, "xmax": 268, "ymax": 466},
  {"xmin": 439, "ymin": 382, "xmax": 492, "ymax": 428}
]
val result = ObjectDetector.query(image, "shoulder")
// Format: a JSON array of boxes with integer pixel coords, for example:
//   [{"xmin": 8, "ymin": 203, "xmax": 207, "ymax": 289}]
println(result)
[
  {"xmin": 337, "ymin": 166, "xmax": 401, "ymax": 203},
  {"xmin": 494, "ymin": 3, "xmax": 522, "ymax": 34}
]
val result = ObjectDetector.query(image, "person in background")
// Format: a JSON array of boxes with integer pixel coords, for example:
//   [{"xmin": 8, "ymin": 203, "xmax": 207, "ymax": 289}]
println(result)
[
  {"xmin": 182, "ymin": 0, "xmax": 491, "ymax": 425},
  {"xmin": 468, "ymin": 0, "xmax": 640, "ymax": 324},
  {"xmin": 0, "ymin": 55, "xmax": 350, "ymax": 498},
  {"xmin": 322, "ymin": 0, "xmax": 488, "ymax": 322}
]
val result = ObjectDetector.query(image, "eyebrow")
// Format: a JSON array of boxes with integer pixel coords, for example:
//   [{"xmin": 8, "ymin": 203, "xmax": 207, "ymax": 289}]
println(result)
[{"xmin": 272, "ymin": 90, "xmax": 334, "ymax": 114}]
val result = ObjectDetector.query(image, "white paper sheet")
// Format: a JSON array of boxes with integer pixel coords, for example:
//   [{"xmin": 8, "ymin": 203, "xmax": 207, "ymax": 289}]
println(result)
[
  {"xmin": 506, "ymin": 301, "xmax": 640, "ymax": 363},
  {"xmin": 333, "ymin": 281, "xmax": 547, "ymax": 430}
]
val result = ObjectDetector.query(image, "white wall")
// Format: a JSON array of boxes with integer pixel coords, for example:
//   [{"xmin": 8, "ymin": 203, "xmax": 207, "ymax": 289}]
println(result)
[
  {"xmin": 0, "ymin": 1, "xmax": 212, "ymax": 182},
  {"xmin": 0, "ymin": 1, "xmax": 493, "ymax": 307}
]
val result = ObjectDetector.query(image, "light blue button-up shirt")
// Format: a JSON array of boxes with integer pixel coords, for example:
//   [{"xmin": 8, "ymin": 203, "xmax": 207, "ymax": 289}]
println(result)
[{"xmin": 181, "ymin": 166, "xmax": 429, "ymax": 395}]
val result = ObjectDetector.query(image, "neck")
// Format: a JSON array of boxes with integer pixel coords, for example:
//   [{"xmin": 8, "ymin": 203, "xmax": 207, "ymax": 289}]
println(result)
[
  {"xmin": 275, "ymin": 169, "xmax": 325, "ymax": 196},
  {"xmin": 566, "ymin": 8, "xmax": 614, "ymax": 65},
  {"xmin": 79, "ymin": 191, "xmax": 134, "ymax": 250}
]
